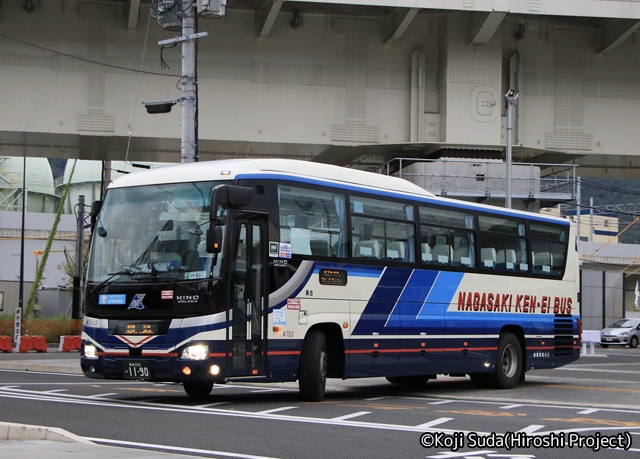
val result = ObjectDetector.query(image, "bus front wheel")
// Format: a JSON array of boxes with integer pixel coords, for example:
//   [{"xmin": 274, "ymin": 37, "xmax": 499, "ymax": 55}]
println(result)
[
  {"xmin": 183, "ymin": 381, "xmax": 213, "ymax": 397},
  {"xmin": 299, "ymin": 330, "xmax": 328, "ymax": 402},
  {"xmin": 487, "ymin": 333, "xmax": 522, "ymax": 389}
]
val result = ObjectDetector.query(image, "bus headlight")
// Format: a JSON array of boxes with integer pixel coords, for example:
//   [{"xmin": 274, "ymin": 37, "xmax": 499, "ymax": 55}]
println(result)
[
  {"xmin": 84, "ymin": 343, "xmax": 99, "ymax": 359},
  {"xmin": 181, "ymin": 344, "xmax": 209, "ymax": 360}
]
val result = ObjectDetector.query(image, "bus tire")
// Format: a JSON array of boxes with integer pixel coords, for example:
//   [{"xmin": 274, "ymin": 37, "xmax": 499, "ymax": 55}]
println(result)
[
  {"xmin": 183, "ymin": 381, "xmax": 213, "ymax": 397},
  {"xmin": 487, "ymin": 333, "xmax": 522, "ymax": 389},
  {"xmin": 386, "ymin": 376, "xmax": 430, "ymax": 385},
  {"xmin": 630, "ymin": 336, "xmax": 638, "ymax": 349},
  {"xmin": 299, "ymin": 330, "xmax": 328, "ymax": 402}
]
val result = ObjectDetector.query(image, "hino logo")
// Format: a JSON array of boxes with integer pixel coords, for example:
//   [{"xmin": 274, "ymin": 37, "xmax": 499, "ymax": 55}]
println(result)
[{"xmin": 176, "ymin": 295, "xmax": 199, "ymax": 303}]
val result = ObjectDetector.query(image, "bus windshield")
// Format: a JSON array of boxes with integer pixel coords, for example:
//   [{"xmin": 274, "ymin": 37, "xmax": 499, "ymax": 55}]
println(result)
[{"xmin": 87, "ymin": 181, "xmax": 222, "ymax": 284}]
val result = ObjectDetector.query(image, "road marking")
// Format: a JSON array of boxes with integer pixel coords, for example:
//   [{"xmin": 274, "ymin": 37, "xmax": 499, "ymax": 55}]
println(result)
[
  {"xmin": 255, "ymin": 406, "xmax": 298, "ymax": 415},
  {"xmin": 365, "ymin": 396, "xmax": 387, "ymax": 401},
  {"xmin": 555, "ymin": 367, "xmax": 640, "ymax": 374},
  {"xmin": 88, "ymin": 393, "xmax": 118, "ymax": 398},
  {"xmin": 196, "ymin": 401, "xmax": 230, "ymax": 408},
  {"xmin": 429, "ymin": 400, "xmax": 453, "ymax": 405},
  {"xmin": 577, "ymin": 408, "xmax": 599, "ymax": 414},
  {"xmin": 44, "ymin": 389, "xmax": 68, "ymax": 393},
  {"xmin": 499, "ymin": 404, "xmax": 522, "ymax": 409},
  {"xmin": 541, "ymin": 417, "xmax": 640, "ymax": 428},
  {"xmin": 415, "ymin": 417, "xmax": 454, "ymax": 429},
  {"xmin": 86, "ymin": 437, "xmax": 281, "ymax": 459},
  {"xmin": 330, "ymin": 411, "xmax": 371, "ymax": 421},
  {"xmin": 517, "ymin": 424, "xmax": 545, "ymax": 433}
]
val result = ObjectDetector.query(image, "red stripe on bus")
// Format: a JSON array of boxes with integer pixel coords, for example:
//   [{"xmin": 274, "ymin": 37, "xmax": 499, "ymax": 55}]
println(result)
[{"xmin": 268, "ymin": 350, "xmax": 301, "ymax": 355}]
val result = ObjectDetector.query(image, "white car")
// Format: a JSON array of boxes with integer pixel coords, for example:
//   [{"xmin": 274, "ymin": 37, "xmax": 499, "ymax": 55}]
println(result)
[{"xmin": 600, "ymin": 319, "xmax": 640, "ymax": 348}]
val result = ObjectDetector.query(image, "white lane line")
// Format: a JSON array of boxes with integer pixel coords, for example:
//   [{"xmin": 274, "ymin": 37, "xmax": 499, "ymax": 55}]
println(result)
[
  {"xmin": 428, "ymin": 400, "xmax": 453, "ymax": 405},
  {"xmin": 330, "ymin": 411, "xmax": 371, "ymax": 421},
  {"xmin": 255, "ymin": 406, "xmax": 298, "ymax": 415},
  {"xmin": 365, "ymin": 397, "xmax": 387, "ymax": 401},
  {"xmin": 44, "ymin": 389, "xmax": 68, "ymax": 393},
  {"xmin": 88, "ymin": 393, "xmax": 119, "ymax": 398},
  {"xmin": 555, "ymin": 367, "xmax": 640, "ymax": 375},
  {"xmin": 415, "ymin": 417, "xmax": 454, "ymax": 429},
  {"xmin": 517, "ymin": 424, "xmax": 545, "ymax": 434},
  {"xmin": 499, "ymin": 404, "xmax": 522, "ymax": 409},
  {"xmin": 577, "ymin": 408, "xmax": 599, "ymax": 414},
  {"xmin": 196, "ymin": 401, "xmax": 231, "ymax": 408},
  {"xmin": 86, "ymin": 437, "xmax": 281, "ymax": 459}
]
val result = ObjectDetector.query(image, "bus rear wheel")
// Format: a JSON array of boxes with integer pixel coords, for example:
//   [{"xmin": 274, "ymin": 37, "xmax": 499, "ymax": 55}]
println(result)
[
  {"xmin": 386, "ymin": 376, "xmax": 430, "ymax": 385},
  {"xmin": 299, "ymin": 330, "xmax": 328, "ymax": 402},
  {"xmin": 487, "ymin": 333, "xmax": 522, "ymax": 389},
  {"xmin": 183, "ymin": 381, "xmax": 213, "ymax": 397}
]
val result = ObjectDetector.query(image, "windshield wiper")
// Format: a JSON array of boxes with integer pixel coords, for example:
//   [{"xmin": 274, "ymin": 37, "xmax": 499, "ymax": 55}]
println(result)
[{"xmin": 90, "ymin": 266, "xmax": 150, "ymax": 294}]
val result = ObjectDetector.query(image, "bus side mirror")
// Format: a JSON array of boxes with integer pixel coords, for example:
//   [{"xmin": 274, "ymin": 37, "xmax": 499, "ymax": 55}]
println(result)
[
  {"xmin": 90, "ymin": 200, "xmax": 102, "ymax": 232},
  {"xmin": 210, "ymin": 184, "xmax": 253, "ymax": 222},
  {"xmin": 206, "ymin": 226, "xmax": 223, "ymax": 253}
]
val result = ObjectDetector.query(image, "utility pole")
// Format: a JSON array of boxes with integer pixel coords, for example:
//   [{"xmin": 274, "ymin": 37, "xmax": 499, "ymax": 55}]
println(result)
[
  {"xmin": 72, "ymin": 195, "xmax": 84, "ymax": 333},
  {"xmin": 180, "ymin": 0, "xmax": 198, "ymax": 163},
  {"xmin": 505, "ymin": 90, "xmax": 519, "ymax": 209},
  {"xmin": 147, "ymin": 1, "xmax": 217, "ymax": 163}
]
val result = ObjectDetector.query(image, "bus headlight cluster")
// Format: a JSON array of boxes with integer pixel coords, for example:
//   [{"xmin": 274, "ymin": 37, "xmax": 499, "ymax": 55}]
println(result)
[
  {"xmin": 181, "ymin": 344, "xmax": 209, "ymax": 360},
  {"xmin": 84, "ymin": 343, "xmax": 99, "ymax": 359}
]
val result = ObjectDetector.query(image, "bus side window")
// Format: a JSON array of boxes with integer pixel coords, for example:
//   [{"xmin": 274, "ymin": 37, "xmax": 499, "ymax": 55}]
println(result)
[
  {"xmin": 421, "ymin": 243, "xmax": 432, "ymax": 262},
  {"xmin": 480, "ymin": 247, "xmax": 496, "ymax": 269},
  {"xmin": 355, "ymin": 240, "xmax": 381, "ymax": 259}
]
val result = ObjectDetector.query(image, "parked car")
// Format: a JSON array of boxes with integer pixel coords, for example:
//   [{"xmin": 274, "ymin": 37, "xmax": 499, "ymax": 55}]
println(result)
[{"xmin": 601, "ymin": 319, "xmax": 640, "ymax": 348}]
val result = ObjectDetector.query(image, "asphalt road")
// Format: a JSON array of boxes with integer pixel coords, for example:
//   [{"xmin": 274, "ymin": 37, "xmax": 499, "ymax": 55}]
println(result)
[{"xmin": 0, "ymin": 346, "xmax": 639, "ymax": 459}]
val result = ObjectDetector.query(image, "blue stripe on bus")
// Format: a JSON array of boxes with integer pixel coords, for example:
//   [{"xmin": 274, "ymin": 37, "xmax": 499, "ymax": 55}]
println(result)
[
  {"xmin": 385, "ymin": 270, "xmax": 438, "ymax": 327},
  {"xmin": 235, "ymin": 173, "xmax": 570, "ymax": 225},
  {"xmin": 351, "ymin": 267, "xmax": 413, "ymax": 335},
  {"xmin": 418, "ymin": 271, "xmax": 465, "ymax": 319},
  {"xmin": 313, "ymin": 264, "xmax": 383, "ymax": 278}
]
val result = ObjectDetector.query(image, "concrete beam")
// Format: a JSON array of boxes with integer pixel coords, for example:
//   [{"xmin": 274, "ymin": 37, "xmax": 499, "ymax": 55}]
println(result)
[
  {"xmin": 385, "ymin": 8, "xmax": 419, "ymax": 45},
  {"xmin": 258, "ymin": 0, "xmax": 283, "ymax": 38},
  {"xmin": 469, "ymin": 11, "xmax": 507, "ymax": 46},
  {"xmin": 127, "ymin": 0, "xmax": 141, "ymax": 31},
  {"xmin": 597, "ymin": 19, "xmax": 640, "ymax": 54}
]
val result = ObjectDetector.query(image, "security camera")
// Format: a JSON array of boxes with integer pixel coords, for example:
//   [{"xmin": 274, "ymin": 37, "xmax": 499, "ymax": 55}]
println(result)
[{"xmin": 141, "ymin": 98, "xmax": 180, "ymax": 114}]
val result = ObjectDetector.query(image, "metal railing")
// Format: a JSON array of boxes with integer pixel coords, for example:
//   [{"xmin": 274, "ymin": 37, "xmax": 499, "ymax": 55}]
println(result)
[{"xmin": 379, "ymin": 157, "xmax": 577, "ymax": 202}]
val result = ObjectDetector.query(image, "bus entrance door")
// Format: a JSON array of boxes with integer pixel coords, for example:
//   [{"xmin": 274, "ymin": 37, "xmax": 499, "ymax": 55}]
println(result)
[{"xmin": 229, "ymin": 217, "xmax": 268, "ymax": 377}]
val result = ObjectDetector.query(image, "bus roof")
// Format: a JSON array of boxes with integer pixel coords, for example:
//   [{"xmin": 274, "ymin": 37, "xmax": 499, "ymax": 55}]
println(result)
[
  {"xmin": 108, "ymin": 158, "xmax": 436, "ymax": 197},
  {"xmin": 108, "ymin": 158, "xmax": 569, "ymax": 225}
]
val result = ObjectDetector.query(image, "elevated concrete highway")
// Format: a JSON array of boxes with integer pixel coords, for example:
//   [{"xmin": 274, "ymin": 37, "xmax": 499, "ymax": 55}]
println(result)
[{"xmin": 2, "ymin": 0, "xmax": 640, "ymax": 176}]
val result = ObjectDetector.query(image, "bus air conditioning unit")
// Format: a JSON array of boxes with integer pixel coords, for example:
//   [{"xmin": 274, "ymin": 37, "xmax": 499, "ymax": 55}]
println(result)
[{"xmin": 198, "ymin": 0, "xmax": 226, "ymax": 18}]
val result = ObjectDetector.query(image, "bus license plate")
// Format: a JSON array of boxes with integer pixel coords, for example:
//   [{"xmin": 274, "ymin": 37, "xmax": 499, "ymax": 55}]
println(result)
[{"xmin": 122, "ymin": 361, "xmax": 151, "ymax": 379}]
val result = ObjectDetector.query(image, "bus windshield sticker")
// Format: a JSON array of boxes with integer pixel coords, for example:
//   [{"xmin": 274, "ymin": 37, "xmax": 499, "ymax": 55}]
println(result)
[
  {"xmin": 127, "ymin": 294, "xmax": 146, "ymax": 310},
  {"xmin": 269, "ymin": 242, "xmax": 279, "ymax": 257},
  {"xmin": 287, "ymin": 298, "xmax": 301, "ymax": 310},
  {"xmin": 279, "ymin": 242, "xmax": 292, "ymax": 258},
  {"xmin": 273, "ymin": 309, "xmax": 286, "ymax": 325},
  {"xmin": 99, "ymin": 294, "xmax": 126, "ymax": 305},
  {"xmin": 353, "ymin": 201, "xmax": 363, "ymax": 213},
  {"xmin": 185, "ymin": 271, "xmax": 207, "ymax": 280}
]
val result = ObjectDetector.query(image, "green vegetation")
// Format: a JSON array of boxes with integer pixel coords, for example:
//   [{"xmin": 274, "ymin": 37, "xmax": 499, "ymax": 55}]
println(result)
[{"xmin": 0, "ymin": 315, "xmax": 75, "ymax": 343}]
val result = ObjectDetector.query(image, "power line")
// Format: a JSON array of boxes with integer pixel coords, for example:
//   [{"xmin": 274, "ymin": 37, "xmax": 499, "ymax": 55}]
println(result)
[{"xmin": 0, "ymin": 32, "xmax": 179, "ymax": 78}]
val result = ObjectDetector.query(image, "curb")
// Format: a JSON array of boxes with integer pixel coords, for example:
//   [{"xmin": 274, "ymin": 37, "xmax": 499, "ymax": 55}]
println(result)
[
  {"xmin": 0, "ymin": 421, "xmax": 93, "ymax": 444},
  {"xmin": 0, "ymin": 362, "xmax": 83, "ymax": 375}
]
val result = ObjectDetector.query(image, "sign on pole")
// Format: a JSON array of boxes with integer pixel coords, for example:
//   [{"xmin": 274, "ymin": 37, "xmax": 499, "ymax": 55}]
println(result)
[{"xmin": 14, "ymin": 307, "xmax": 22, "ymax": 344}]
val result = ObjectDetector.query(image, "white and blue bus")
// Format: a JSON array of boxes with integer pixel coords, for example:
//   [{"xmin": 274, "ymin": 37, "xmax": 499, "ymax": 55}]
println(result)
[{"xmin": 81, "ymin": 159, "xmax": 580, "ymax": 401}]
